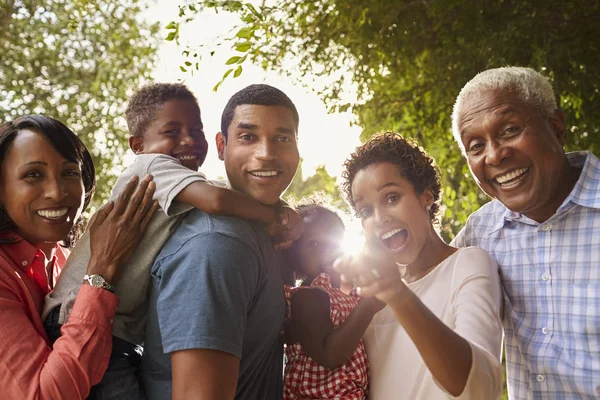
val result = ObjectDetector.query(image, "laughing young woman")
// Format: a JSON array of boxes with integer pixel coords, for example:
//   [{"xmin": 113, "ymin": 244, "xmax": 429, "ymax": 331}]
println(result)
[
  {"xmin": 334, "ymin": 132, "xmax": 503, "ymax": 400},
  {"xmin": 0, "ymin": 115, "xmax": 157, "ymax": 399}
]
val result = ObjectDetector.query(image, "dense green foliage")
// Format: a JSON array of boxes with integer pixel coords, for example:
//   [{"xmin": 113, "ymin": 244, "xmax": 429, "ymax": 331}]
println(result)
[
  {"xmin": 169, "ymin": 0, "xmax": 600, "ymax": 238},
  {"xmin": 1, "ymin": 0, "xmax": 159, "ymax": 206}
]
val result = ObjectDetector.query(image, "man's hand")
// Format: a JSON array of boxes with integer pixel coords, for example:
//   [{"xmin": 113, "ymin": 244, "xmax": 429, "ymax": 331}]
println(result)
[{"xmin": 268, "ymin": 206, "xmax": 304, "ymax": 250}]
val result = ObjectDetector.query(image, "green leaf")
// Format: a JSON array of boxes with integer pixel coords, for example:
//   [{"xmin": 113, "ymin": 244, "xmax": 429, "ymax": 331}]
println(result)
[
  {"xmin": 166, "ymin": 31, "xmax": 177, "ymax": 41},
  {"xmin": 235, "ymin": 42, "xmax": 251, "ymax": 52},
  {"xmin": 233, "ymin": 65, "xmax": 243, "ymax": 77},
  {"xmin": 235, "ymin": 27, "xmax": 253, "ymax": 38},
  {"xmin": 180, "ymin": 66, "xmax": 187, "ymax": 72},
  {"xmin": 165, "ymin": 21, "xmax": 178, "ymax": 30},
  {"xmin": 225, "ymin": 56, "xmax": 241, "ymax": 65},
  {"xmin": 184, "ymin": 61, "xmax": 192, "ymax": 66},
  {"xmin": 223, "ymin": 68, "xmax": 234, "ymax": 79}
]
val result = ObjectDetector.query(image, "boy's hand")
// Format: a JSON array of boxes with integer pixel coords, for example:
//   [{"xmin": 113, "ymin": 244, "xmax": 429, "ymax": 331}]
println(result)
[{"xmin": 268, "ymin": 206, "xmax": 304, "ymax": 250}]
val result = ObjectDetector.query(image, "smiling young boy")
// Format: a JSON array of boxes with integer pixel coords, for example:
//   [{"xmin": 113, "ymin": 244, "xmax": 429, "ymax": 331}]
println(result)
[{"xmin": 42, "ymin": 83, "xmax": 301, "ymax": 399}]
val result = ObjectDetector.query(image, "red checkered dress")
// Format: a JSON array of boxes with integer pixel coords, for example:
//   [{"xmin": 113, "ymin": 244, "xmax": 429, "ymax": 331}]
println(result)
[{"xmin": 283, "ymin": 273, "xmax": 368, "ymax": 400}]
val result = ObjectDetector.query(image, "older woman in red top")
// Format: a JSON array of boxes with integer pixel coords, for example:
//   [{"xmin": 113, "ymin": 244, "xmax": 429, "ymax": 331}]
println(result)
[{"xmin": 0, "ymin": 115, "xmax": 157, "ymax": 399}]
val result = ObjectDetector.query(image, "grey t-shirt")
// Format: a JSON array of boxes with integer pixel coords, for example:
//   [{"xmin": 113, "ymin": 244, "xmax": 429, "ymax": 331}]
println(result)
[
  {"xmin": 142, "ymin": 209, "xmax": 286, "ymax": 400},
  {"xmin": 42, "ymin": 154, "xmax": 209, "ymax": 344}
]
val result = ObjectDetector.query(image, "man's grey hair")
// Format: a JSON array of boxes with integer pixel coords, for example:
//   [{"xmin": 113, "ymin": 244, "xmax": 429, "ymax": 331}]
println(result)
[{"xmin": 451, "ymin": 66, "xmax": 557, "ymax": 152}]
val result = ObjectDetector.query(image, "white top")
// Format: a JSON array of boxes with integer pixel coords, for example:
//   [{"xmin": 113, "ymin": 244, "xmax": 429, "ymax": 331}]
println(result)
[{"xmin": 364, "ymin": 247, "xmax": 503, "ymax": 400}]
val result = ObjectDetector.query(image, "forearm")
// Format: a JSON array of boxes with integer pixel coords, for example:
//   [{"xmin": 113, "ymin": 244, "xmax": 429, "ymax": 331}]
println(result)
[
  {"xmin": 177, "ymin": 183, "xmax": 277, "ymax": 224},
  {"xmin": 388, "ymin": 289, "xmax": 472, "ymax": 396},
  {"xmin": 321, "ymin": 300, "xmax": 375, "ymax": 368},
  {"xmin": 1, "ymin": 285, "xmax": 117, "ymax": 400}
]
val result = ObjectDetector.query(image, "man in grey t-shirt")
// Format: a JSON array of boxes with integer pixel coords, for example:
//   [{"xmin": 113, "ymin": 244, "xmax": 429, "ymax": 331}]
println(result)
[{"xmin": 142, "ymin": 84, "xmax": 301, "ymax": 399}]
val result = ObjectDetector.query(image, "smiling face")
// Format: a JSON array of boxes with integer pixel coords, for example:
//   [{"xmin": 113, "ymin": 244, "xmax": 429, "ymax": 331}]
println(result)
[
  {"xmin": 351, "ymin": 162, "xmax": 433, "ymax": 265},
  {"xmin": 129, "ymin": 99, "xmax": 208, "ymax": 170},
  {"xmin": 458, "ymin": 89, "xmax": 568, "ymax": 221},
  {"xmin": 290, "ymin": 210, "xmax": 345, "ymax": 286},
  {"xmin": 0, "ymin": 129, "xmax": 85, "ymax": 247},
  {"xmin": 217, "ymin": 104, "xmax": 299, "ymax": 205}
]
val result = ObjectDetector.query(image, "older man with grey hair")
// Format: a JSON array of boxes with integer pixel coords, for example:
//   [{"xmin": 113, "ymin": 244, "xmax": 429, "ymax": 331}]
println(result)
[{"xmin": 452, "ymin": 66, "xmax": 600, "ymax": 399}]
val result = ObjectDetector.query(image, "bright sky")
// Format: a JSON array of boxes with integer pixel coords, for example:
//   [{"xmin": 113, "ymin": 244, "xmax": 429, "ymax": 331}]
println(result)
[{"xmin": 143, "ymin": 0, "xmax": 363, "ymax": 182}]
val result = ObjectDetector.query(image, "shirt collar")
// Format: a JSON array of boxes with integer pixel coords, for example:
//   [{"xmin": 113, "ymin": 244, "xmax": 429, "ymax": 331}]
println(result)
[
  {"xmin": 0, "ymin": 232, "xmax": 69, "ymax": 274},
  {"xmin": 562, "ymin": 151, "xmax": 600, "ymax": 209}
]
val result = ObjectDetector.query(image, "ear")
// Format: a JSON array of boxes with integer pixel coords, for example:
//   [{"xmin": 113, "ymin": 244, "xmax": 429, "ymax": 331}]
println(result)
[
  {"xmin": 549, "ymin": 109, "xmax": 567, "ymax": 146},
  {"xmin": 129, "ymin": 136, "xmax": 144, "ymax": 154},
  {"xmin": 419, "ymin": 189, "xmax": 435, "ymax": 211},
  {"xmin": 216, "ymin": 132, "xmax": 226, "ymax": 161}
]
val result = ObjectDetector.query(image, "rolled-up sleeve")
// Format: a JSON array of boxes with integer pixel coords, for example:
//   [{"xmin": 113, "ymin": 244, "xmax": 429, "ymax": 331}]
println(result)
[{"xmin": 0, "ymin": 281, "xmax": 118, "ymax": 400}]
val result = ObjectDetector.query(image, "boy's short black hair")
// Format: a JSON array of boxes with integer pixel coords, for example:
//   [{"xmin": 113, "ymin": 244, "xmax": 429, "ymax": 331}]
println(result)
[
  {"xmin": 342, "ymin": 132, "xmax": 442, "ymax": 222},
  {"xmin": 220, "ymin": 84, "xmax": 299, "ymax": 138},
  {"xmin": 126, "ymin": 83, "xmax": 200, "ymax": 137}
]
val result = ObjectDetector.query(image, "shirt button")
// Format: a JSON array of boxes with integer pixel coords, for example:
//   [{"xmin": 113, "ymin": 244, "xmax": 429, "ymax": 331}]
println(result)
[
  {"xmin": 536, "ymin": 374, "xmax": 545, "ymax": 382},
  {"xmin": 541, "ymin": 223, "xmax": 552, "ymax": 231},
  {"xmin": 22, "ymin": 261, "xmax": 28, "ymax": 266},
  {"xmin": 542, "ymin": 327, "xmax": 549, "ymax": 334},
  {"xmin": 542, "ymin": 273, "xmax": 550, "ymax": 281}
]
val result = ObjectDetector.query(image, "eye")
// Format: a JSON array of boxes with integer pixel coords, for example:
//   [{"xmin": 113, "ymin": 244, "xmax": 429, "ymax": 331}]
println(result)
[
  {"xmin": 23, "ymin": 170, "xmax": 43, "ymax": 179},
  {"xmin": 307, "ymin": 240, "xmax": 319, "ymax": 248},
  {"xmin": 358, "ymin": 207, "xmax": 372, "ymax": 219},
  {"xmin": 164, "ymin": 130, "xmax": 179, "ymax": 136},
  {"xmin": 64, "ymin": 169, "xmax": 82, "ymax": 178},
  {"xmin": 503, "ymin": 126, "xmax": 522, "ymax": 136},
  {"xmin": 277, "ymin": 136, "xmax": 291, "ymax": 143},
  {"xmin": 386, "ymin": 194, "xmax": 400, "ymax": 204},
  {"xmin": 240, "ymin": 133, "xmax": 255, "ymax": 141},
  {"xmin": 468, "ymin": 141, "xmax": 485, "ymax": 154}
]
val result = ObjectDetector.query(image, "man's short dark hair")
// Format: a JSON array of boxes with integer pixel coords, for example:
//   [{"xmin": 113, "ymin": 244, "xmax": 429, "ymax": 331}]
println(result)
[
  {"xmin": 220, "ymin": 84, "xmax": 299, "ymax": 137},
  {"xmin": 126, "ymin": 83, "xmax": 200, "ymax": 137}
]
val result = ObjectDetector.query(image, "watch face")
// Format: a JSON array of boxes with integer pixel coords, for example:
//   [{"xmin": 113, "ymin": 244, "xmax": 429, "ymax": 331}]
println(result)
[{"xmin": 91, "ymin": 275, "xmax": 104, "ymax": 286}]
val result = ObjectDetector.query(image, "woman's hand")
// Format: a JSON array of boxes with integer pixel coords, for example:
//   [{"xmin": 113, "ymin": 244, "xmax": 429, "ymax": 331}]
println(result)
[
  {"xmin": 86, "ymin": 174, "xmax": 158, "ymax": 284},
  {"xmin": 333, "ymin": 242, "xmax": 408, "ymax": 305}
]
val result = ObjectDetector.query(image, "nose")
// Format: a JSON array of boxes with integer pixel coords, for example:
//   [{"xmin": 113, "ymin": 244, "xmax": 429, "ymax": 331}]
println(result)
[
  {"xmin": 254, "ymin": 139, "xmax": 276, "ymax": 161},
  {"xmin": 44, "ymin": 178, "xmax": 67, "ymax": 201},
  {"xmin": 179, "ymin": 130, "xmax": 196, "ymax": 147},
  {"xmin": 373, "ymin": 206, "xmax": 390, "ymax": 226},
  {"xmin": 484, "ymin": 140, "xmax": 510, "ymax": 166}
]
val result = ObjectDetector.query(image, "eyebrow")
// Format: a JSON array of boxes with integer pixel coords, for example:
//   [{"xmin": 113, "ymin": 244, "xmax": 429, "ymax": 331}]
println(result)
[
  {"xmin": 20, "ymin": 161, "xmax": 79, "ymax": 168},
  {"xmin": 460, "ymin": 107, "xmax": 521, "ymax": 137},
  {"xmin": 236, "ymin": 122, "xmax": 295, "ymax": 135},
  {"xmin": 353, "ymin": 181, "xmax": 401, "ymax": 204},
  {"xmin": 161, "ymin": 121, "xmax": 204, "ymax": 129}
]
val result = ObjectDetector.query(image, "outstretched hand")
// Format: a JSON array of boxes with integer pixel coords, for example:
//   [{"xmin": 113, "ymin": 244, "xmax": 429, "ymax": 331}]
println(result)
[
  {"xmin": 333, "ymin": 241, "xmax": 407, "ymax": 304},
  {"xmin": 86, "ymin": 174, "xmax": 159, "ymax": 285}
]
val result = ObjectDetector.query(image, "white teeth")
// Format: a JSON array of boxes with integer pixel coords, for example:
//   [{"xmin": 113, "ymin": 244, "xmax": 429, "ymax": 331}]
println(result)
[
  {"xmin": 177, "ymin": 155, "xmax": 197, "ymax": 161},
  {"xmin": 37, "ymin": 208, "xmax": 68, "ymax": 219},
  {"xmin": 381, "ymin": 228, "xmax": 403, "ymax": 240},
  {"xmin": 250, "ymin": 170, "xmax": 279, "ymax": 177},
  {"xmin": 495, "ymin": 167, "xmax": 529, "ymax": 184}
]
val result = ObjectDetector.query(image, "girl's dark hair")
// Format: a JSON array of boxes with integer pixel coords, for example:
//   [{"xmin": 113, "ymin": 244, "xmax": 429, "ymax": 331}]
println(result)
[
  {"xmin": 342, "ymin": 132, "xmax": 441, "ymax": 223},
  {"xmin": 0, "ymin": 115, "xmax": 96, "ymax": 247},
  {"xmin": 294, "ymin": 193, "xmax": 345, "ymax": 229}
]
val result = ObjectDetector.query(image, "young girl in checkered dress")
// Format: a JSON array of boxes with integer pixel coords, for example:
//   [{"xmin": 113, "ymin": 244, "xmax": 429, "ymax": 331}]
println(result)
[{"xmin": 283, "ymin": 200, "xmax": 384, "ymax": 399}]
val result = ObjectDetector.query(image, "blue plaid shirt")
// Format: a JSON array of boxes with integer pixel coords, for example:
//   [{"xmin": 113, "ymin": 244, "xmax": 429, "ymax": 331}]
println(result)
[{"xmin": 454, "ymin": 151, "xmax": 600, "ymax": 400}]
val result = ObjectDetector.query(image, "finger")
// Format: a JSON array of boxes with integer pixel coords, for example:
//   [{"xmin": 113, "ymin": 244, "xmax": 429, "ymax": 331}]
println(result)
[
  {"xmin": 89, "ymin": 202, "xmax": 114, "ymax": 228},
  {"xmin": 138, "ymin": 200, "xmax": 159, "ymax": 232},
  {"xmin": 279, "ymin": 209, "xmax": 289, "ymax": 225},
  {"xmin": 113, "ymin": 175, "xmax": 140, "ymax": 216},
  {"xmin": 132, "ymin": 180, "xmax": 156, "ymax": 224},
  {"xmin": 122, "ymin": 174, "xmax": 153, "ymax": 221}
]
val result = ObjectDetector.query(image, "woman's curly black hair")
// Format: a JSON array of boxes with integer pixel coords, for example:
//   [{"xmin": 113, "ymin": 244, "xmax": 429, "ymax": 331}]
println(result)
[{"xmin": 341, "ymin": 132, "xmax": 441, "ymax": 222}]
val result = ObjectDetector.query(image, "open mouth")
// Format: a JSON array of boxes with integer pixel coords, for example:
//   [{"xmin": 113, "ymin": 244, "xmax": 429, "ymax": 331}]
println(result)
[
  {"xmin": 380, "ymin": 228, "xmax": 409, "ymax": 252},
  {"xmin": 36, "ymin": 207, "xmax": 69, "ymax": 221},
  {"xmin": 175, "ymin": 154, "xmax": 199, "ymax": 162},
  {"xmin": 249, "ymin": 170, "xmax": 281, "ymax": 178},
  {"xmin": 493, "ymin": 167, "xmax": 530, "ymax": 187}
]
